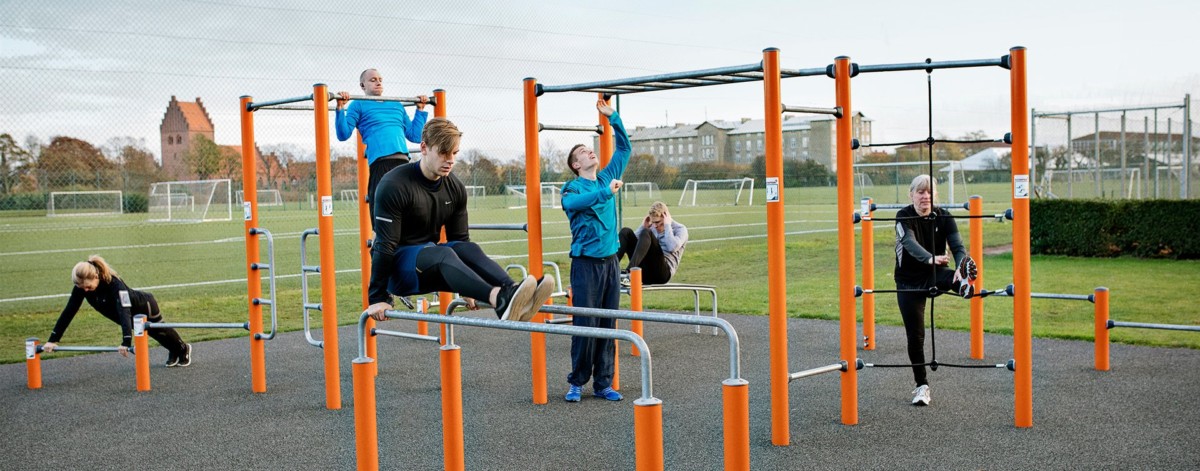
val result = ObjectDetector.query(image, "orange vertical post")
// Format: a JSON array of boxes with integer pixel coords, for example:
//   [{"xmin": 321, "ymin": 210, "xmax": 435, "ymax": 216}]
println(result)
[
  {"xmin": 633, "ymin": 399, "xmax": 664, "ymax": 471},
  {"xmin": 969, "ymin": 195, "xmax": 985, "ymax": 359},
  {"xmin": 630, "ymin": 268, "xmax": 644, "ymax": 356},
  {"xmin": 1008, "ymin": 47, "xmax": 1033, "ymax": 428},
  {"xmin": 440, "ymin": 346, "xmax": 465, "ymax": 471},
  {"xmin": 239, "ymin": 95, "xmax": 267, "ymax": 394},
  {"xmin": 25, "ymin": 338, "xmax": 42, "ymax": 389},
  {"xmin": 762, "ymin": 47, "xmax": 790, "ymax": 446},
  {"xmin": 356, "ymin": 134, "xmax": 379, "ymax": 369},
  {"xmin": 613, "ymin": 318, "xmax": 621, "ymax": 391},
  {"xmin": 1094, "ymin": 287, "xmax": 1110, "ymax": 371},
  {"xmin": 435, "ymin": 90, "xmax": 454, "ymax": 327},
  {"xmin": 834, "ymin": 56, "xmax": 859, "ymax": 426},
  {"xmin": 523, "ymin": 78, "xmax": 549, "ymax": 405},
  {"xmin": 314, "ymin": 84, "xmax": 342, "ymax": 410},
  {"xmin": 722, "ymin": 379, "xmax": 751, "ymax": 471},
  {"xmin": 352, "ymin": 357, "xmax": 378, "ymax": 471},
  {"xmin": 599, "ymin": 93, "xmax": 613, "ymax": 168},
  {"xmin": 133, "ymin": 315, "xmax": 151, "ymax": 392},
  {"xmin": 861, "ymin": 198, "xmax": 876, "ymax": 350},
  {"xmin": 418, "ymin": 298, "xmax": 430, "ymax": 337}
]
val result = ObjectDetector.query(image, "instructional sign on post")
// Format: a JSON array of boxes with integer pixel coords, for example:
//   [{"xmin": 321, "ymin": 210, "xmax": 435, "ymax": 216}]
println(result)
[
  {"xmin": 766, "ymin": 177, "xmax": 780, "ymax": 203},
  {"xmin": 1013, "ymin": 175, "xmax": 1029, "ymax": 199},
  {"xmin": 243, "ymin": 201, "xmax": 252, "ymax": 221},
  {"xmin": 321, "ymin": 196, "xmax": 334, "ymax": 217}
]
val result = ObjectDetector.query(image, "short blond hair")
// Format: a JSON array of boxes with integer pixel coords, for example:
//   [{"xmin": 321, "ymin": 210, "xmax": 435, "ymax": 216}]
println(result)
[
  {"xmin": 422, "ymin": 118, "xmax": 462, "ymax": 155},
  {"xmin": 908, "ymin": 174, "xmax": 937, "ymax": 196},
  {"xmin": 647, "ymin": 201, "xmax": 668, "ymax": 218}
]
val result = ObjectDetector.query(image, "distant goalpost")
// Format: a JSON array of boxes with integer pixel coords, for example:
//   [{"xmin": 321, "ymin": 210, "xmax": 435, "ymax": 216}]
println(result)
[
  {"xmin": 678, "ymin": 178, "xmax": 755, "ymax": 206},
  {"xmin": 148, "ymin": 179, "xmax": 232, "ymax": 222},
  {"xmin": 622, "ymin": 181, "xmax": 659, "ymax": 204},
  {"xmin": 237, "ymin": 189, "xmax": 284, "ymax": 207},
  {"xmin": 506, "ymin": 183, "xmax": 563, "ymax": 209},
  {"xmin": 339, "ymin": 189, "xmax": 359, "ymax": 203},
  {"xmin": 854, "ymin": 160, "xmax": 967, "ymax": 204},
  {"xmin": 47, "ymin": 190, "xmax": 124, "ymax": 217}
]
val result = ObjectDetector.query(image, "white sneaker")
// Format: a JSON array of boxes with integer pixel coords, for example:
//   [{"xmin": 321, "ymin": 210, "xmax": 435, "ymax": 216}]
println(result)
[{"xmin": 911, "ymin": 384, "xmax": 931, "ymax": 406}]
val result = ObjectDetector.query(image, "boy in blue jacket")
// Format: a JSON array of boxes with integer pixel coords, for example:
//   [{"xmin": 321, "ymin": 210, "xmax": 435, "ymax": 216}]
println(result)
[{"xmin": 560, "ymin": 98, "xmax": 630, "ymax": 402}]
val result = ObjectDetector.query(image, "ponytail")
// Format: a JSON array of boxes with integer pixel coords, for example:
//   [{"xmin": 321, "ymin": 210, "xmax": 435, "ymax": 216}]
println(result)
[{"xmin": 72, "ymin": 255, "xmax": 116, "ymax": 285}]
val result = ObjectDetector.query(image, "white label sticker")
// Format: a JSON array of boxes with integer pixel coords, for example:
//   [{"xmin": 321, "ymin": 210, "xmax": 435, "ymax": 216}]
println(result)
[
  {"xmin": 1013, "ymin": 174, "xmax": 1029, "ymax": 199},
  {"xmin": 26, "ymin": 340, "xmax": 35, "ymax": 359},
  {"xmin": 861, "ymin": 198, "xmax": 871, "ymax": 215},
  {"xmin": 243, "ymin": 201, "xmax": 252, "ymax": 221},
  {"xmin": 322, "ymin": 196, "xmax": 334, "ymax": 217},
  {"xmin": 765, "ymin": 177, "xmax": 780, "ymax": 203},
  {"xmin": 119, "ymin": 290, "xmax": 132, "ymax": 308},
  {"xmin": 133, "ymin": 316, "xmax": 145, "ymax": 336}
]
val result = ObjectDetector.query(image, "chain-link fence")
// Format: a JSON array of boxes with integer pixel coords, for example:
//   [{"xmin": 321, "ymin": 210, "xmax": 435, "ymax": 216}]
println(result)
[{"xmin": 1032, "ymin": 98, "xmax": 1196, "ymax": 200}]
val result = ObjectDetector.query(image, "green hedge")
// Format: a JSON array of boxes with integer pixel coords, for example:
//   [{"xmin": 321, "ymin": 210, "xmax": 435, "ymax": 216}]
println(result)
[
  {"xmin": 1031, "ymin": 199, "xmax": 1200, "ymax": 259},
  {"xmin": 123, "ymin": 193, "xmax": 148, "ymax": 213},
  {"xmin": 0, "ymin": 192, "xmax": 47, "ymax": 211}
]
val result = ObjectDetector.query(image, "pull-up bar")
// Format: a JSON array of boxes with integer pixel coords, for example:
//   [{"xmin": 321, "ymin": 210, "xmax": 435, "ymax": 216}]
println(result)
[
  {"xmin": 246, "ymin": 92, "xmax": 436, "ymax": 111},
  {"xmin": 782, "ymin": 104, "xmax": 842, "ymax": 118},
  {"xmin": 538, "ymin": 123, "xmax": 603, "ymax": 134}
]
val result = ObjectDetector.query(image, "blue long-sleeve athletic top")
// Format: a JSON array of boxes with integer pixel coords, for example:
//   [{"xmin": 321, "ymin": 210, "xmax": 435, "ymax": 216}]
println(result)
[
  {"xmin": 335, "ymin": 100, "xmax": 428, "ymax": 164},
  {"xmin": 561, "ymin": 111, "xmax": 632, "ymax": 259}
]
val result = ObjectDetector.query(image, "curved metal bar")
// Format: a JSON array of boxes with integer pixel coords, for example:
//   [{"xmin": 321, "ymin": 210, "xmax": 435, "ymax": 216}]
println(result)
[
  {"xmin": 537, "ymin": 304, "xmax": 743, "ymax": 382},
  {"xmin": 251, "ymin": 227, "xmax": 278, "ymax": 341},
  {"xmin": 299, "ymin": 228, "xmax": 324, "ymax": 347},
  {"xmin": 356, "ymin": 309, "xmax": 655, "ymax": 401}
]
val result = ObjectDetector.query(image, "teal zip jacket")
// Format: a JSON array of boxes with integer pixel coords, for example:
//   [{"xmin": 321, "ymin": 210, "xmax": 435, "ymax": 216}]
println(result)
[
  {"xmin": 561, "ymin": 111, "xmax": 631, "ymax": 258},
  {"xmin": 335, "ymin": 100, "xmax": 428, "ymax": 164}
]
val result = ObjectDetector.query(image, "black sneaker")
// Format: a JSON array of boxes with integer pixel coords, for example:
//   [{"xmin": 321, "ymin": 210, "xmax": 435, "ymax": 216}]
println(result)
[
  {"xmin": 958, "ymin": 281, "xmax": 975, "ymax": 299},
  {"xmin": 955, "ymin": 256, "xmax": 978, "ymax": 283},
  {"xmin": 494, "ymin": 276, "xmax": 537, "ymax": 321},
  {"xmin": 176, "ymin": 343, "xmax": 192, "ymax": 367},
  {"xmin": 165, "ymin": 349, "xmax": 181, "ymax": 367}
]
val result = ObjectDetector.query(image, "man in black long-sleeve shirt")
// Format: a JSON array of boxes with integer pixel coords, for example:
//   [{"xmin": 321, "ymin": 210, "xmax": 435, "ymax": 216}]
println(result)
[{"xmin": 365, "ymin": 118, "xmax": 554, "ymax": 322}]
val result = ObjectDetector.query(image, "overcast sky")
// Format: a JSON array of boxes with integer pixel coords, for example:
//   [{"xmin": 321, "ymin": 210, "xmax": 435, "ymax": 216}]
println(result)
[{"xmin": 2, "ymin": 0, "xmax": 1197, "ymax": 162}]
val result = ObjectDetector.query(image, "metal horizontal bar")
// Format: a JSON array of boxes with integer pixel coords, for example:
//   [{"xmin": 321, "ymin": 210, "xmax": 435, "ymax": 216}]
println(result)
[
  {"xmin": 539, "ymin": 62, "xmax": 764, "ymax": 94},
  {"xmin": 358, "ymin": 310, "xmax": 655, "ymax": 401},
  {"xmin": 247, "ymin": 94, "xmax": 314, "ymax": 111},
  {"xmin": 539, "ymin": 303, "xmax": 742, "ymax": 381},
  {"xmin": 325, "ymin": 92, "xmax": 437, "ymax": 106},
  {"xmin": 1035, "ymin": 103, "xmax": 1186, "ymax": 117},
  {"xmin": 856, "ymin": 57, "xmax": 1006, "ymax": 74},
  {"xmin": 150, "ymin": 322, "xmax": 249, "ymax": 329},
  {"xmin": 373, "ymin": 329, "xmax": 440, "ymax": 342},
  {"xmin": 538, "ymin": 123, "xmax": 602, "ymax": 134},
  {"xmin": 1030, "ymin": 292, "xmax": 1093, "ymax": 302},
  {"xmin": 1109, "ymin": 321, "xmax": 1200, "ymax": 332},
  {"xmin": 468, "ymin": 223, "xmax": 528, "ymax": 232},
  {"xmin": 38, "ymin": 345, "xmax": 132, "ymax": 353},
  {"xmin": 781, "ymin": 67, "xmax": 829, "ymax": 78},
  {"xmin": 782, "ymin": 104, "xmax": 842, "ymax": 118},
  {"xmin": 788, "ymin": 362, "xmax": 846, "ymax": 382}
]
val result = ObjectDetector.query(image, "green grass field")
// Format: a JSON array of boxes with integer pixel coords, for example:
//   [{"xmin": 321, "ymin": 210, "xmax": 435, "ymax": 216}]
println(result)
[{"xmin": 3, "ymin": 182, "xmax": 1197, "ymax": 364}]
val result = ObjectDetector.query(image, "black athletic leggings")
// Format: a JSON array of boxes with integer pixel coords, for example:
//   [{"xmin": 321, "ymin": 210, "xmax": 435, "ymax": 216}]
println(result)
[
  {"xmin": 414, "ymin": 242, "xmax": 512, "ymax": 302},
  {"xmin": 895, "ymin": 267, "xmax": 957, "ymax": 387},
  {"xmin": 617, "ymin": 227, "xmax": 671, "ymax": 285},
  {"xmin": 366, "ymin": 153, "xmax": 409, "ymax": 220},
  {"xmin": 140, "ymin": 295, "xmax": 186, "ymax": 354}
]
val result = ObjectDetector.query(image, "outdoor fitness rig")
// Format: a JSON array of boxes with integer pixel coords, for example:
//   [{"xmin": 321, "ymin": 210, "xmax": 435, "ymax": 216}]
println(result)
[
  {"xmin": 351, "ymin": 307, "xmax": 660, "ymax": 471},
  {"xmin": 241, "ymin": 87, "xmax": 445, "ymax": 409},
  {"xmin": 23, "ymin": 228, "xmax": 279, "ymax": 392}
]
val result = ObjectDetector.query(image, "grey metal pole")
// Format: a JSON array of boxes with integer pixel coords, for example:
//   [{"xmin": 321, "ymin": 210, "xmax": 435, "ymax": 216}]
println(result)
[
  {"xmin": 1030, "ymin": 108, "xmax": 1038, "ymax": 190},
  {"xmin": 1155, "ymin": 109, "xmax": 1160, "ymax": 197},
  {"xmin": 1067, "ymin": 114, "xmax": 1074, "ymax": 198},
  {"xmin": 1121, "ymin": 111, "xmax": 1128, "ymax": 198},
  {"xmin": 1109, "ymin": 320, "xmax": 1200, "ymax": 332},
  {"xmin": 1145, "ymin": 116, "xmax": 1151, "ymax": 199},
  {"xmin": 1094, "ymin": 112, "xmax": 1101, "ymax": 197},
  {"xmin": 1185, "ymin": 94, "xmax": 1192, "ymax": 198},
  {"xmin": 1168, "ymin": 118, "xmax": 1174, "ymax": 198}
]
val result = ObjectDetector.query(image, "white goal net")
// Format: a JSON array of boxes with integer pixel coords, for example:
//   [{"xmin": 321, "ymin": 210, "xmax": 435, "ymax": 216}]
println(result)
[
  {"xmin": 237, "ymin": 189, "xmax": 284, "ymax": 206},
  {"xmin": 622, "ymin": 181, "xmax": 659, "ymax": 204},
  {"xmin": 505, "ymin": 183, "xmax": 563, "ymax": 209},
  {"xmin": 47, "ymin": 191, "xmax": 123, "ymax": 217},
  {"xmin": 678, "ymin": 178, "xmax": 755, "ymax": 206},
  {"xmin": 148, "ymin": 179, "xmax": 232, "ymax": 222}
]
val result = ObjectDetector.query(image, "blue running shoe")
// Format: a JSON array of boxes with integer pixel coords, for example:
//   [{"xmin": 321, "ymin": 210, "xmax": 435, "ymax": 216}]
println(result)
[
  {"xmin": 565, "ymin": 384, "xmax": 582, "ymax": 402},
  {"xmin": 594, "ymin": 386, "xmax": 623, "ymax": 401}
]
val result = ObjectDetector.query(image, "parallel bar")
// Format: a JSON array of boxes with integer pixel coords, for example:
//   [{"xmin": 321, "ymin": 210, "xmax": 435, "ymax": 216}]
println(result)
[
  {"xmin": 1031, "ymin": 292, "xmax": 1093, "ymax": 302},
  {"xmin": 787, "ymin": 361, "xmax": 846, "ymax": 382},
  {"xmin": 37, "ymin": 345, "xmax": 134, "ymax": 353},
  {"xmin": 357, "ymin": 310, "xmax": 655, "ymax": 401},
  {"xmin": 150, "ymin": 322, "xmax": 249, "ymax": 329},
  {"xmin": 468, "ymin": 223, "xmax": 527, "ymax": 231},
  {"xmin": 856, "ymin": 58, "xmax": 1006, "ymax": 74},
  {"xmin": 328, "ymin": 93, "xmax": 437, "ymax": 106},
  {"xmin": 780, "ymin": 67, "xmax": 828, "ymax": 77},
  {"xmin": 540, "ymin": 62, "xmax": 764, "ymax": 94},
  {"xmin": 1109, "ymin": 321, "xmax": 1200, "ymax": 332},
  {"xmin": 373, "ymin": 329, "xmax": 441, "ymax": 342}
]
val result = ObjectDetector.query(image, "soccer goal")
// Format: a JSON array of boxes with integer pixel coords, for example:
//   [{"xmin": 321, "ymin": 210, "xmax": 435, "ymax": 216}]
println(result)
[
  {"xmin": 854, "ymin": 160, "xmax": 967, "ymax": 205},
  {"xmin": 339, "ymin": 189, "xmax": 360, "ymax": 203},
  {"xmin": 47, "ymin": 191, "xmax": 123, "ymax": 217},
  {"xmin": 622, "ymin": 181, "xmax": 660, "ymax": 204},
  {"xmin": 505, "ymin": 183, "xmax": 562, "ymax": 209},
  {"xmin": 678, "ymin": 178, "xmax": 755, "ymax": 206},
  {"xmin": 464, "ymin": 185, "xmax": 487, "ymax": 197},
  {"xmin": 237, "ymin": 189, "xmax": 284, "ymax": 207},
  {"xmin": 148, "ymin": 179, "xmax": 232, "ymax": 222}
]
